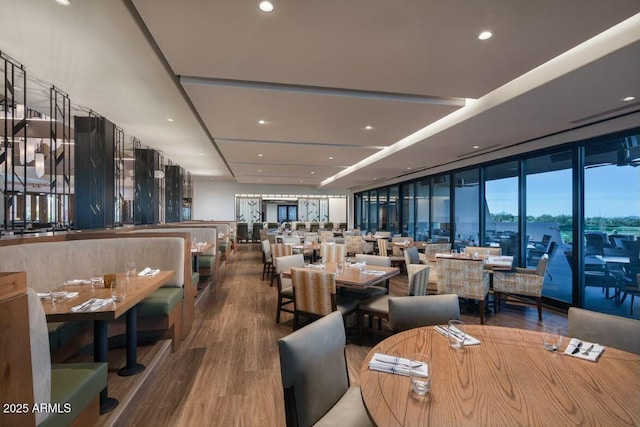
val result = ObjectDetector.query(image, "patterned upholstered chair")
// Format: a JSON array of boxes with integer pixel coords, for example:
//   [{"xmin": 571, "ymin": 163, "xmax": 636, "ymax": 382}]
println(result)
[
  {"xmin": 357, "ymin": 264, "xmax": 430, "ymax": 343},
  {"xmin": 436, "ymin": 258, "xmax": 490, "ymax": 324},
  {"xmin": 270, "ymin": 243, "xmax": 293, "ymax": 286},
  {"xmin": 319, "ymin": 230, "xmax": 335, "ymax": 243},
  {"xmin": 465, "ymin": 246, "xmax": 502, "ymax": 257},
  {"xmin": 275, "ymin": 254, "xmax": 305, "ymax": 323},
  {"xmin": 320, "ymin": 243, "xmax": 346, "ymax": 263},
  {"xmin": 423, "ymin": 243, "xmax": 452, "ymax": 258},
  {"xmin": 290, "ymin": 268, "xmax": 359, "ymax": 331},
  {"xmin": 405, "ymin": 246, "xmax": 436, "ymax": 293},
  {"xmin": 345, "ymin": 235, "xmax": 373, "ymax": 256},
  {"xmin": 493, "ymin": 254, "xmax": 548, "ymax": 320},
  {"xmin": 378, "ymin": 238, "xmax": 404, "ymax": 270},
  {"xmin": 278, "ymin": 312, "xmax": 371, "ymax": 427}
]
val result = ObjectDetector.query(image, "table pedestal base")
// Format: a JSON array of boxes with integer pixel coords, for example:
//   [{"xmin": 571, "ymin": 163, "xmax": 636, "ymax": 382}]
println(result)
[{"xmin": 118, "ymin": 363, "xmax": 145, "ymax": 376}]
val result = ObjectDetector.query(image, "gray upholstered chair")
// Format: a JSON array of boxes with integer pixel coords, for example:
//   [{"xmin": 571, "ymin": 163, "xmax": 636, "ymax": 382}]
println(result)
[
  {"xmin": 261, "ymin": 239, "xmax": 273, "ymax": 281},
  {"xmin": 275, "ymin": 254, "xmax": 305, "ymax": 323},
  {"xmin": 567, "ymin": 307, "xmax": 640, "ymax": 355},
  {"xmin": 388, "ymin": 294, "xmax": 461, "ymax": 333},
  {"xmin": 357, "ymin": 264, "xmax": 430, "ymax": 343},
  {"xmin": 278, "ymin": 312, "xmax": 372, "ymax": 427}
]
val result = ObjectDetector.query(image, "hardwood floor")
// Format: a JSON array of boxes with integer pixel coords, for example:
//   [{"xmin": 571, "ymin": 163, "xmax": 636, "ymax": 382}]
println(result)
[{"xmin": 118, "ymin": 244, "xmax": 568, "ymax": 426}]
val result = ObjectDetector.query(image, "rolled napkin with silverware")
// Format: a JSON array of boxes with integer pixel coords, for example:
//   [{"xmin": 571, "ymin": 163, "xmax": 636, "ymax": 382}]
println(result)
[
  {"xmin": 137, "ymin": 267, "xmax": 160, "ymax": 277},
  {"xmin": 70, "ymin": 298, "xmax": 114, "ymax": 312},
  {"xmin": 66, "ymin": 279, "xmax": 92, "ymax": 285},
  {"xmin": 433, "ymin": 325, "xmax": 482, "ymax": 345},
  {"xmin": 368, "ymin": 353, "xmax": 428, "ymax": 377},
  {"xmin": 564, "ymin": 338, "xmax": 604, "ymax": 362}
]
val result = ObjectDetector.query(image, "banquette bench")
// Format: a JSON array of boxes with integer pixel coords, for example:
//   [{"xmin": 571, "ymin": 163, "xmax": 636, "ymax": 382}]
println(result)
[
  {"xmin": 0, "ymin": 231, "xmax": 193, "ymax": 354},
  {"xmin": 1, "ymin": 272, "xmax": 107, "ymax": 427}
]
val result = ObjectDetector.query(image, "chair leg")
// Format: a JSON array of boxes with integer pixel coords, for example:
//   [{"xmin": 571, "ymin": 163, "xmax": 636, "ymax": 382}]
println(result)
[
  {"xmin": 358, "ymin": 311, "xmax": 364, "ymax": 345},
  {"xmin": 494, "ymin": 292, "xmax": 501, "ymax": 313},
  {"xmin": 479, "ymin": 300, "xmax": 485, "ymax": 325},
  {"xmin": 536, "ymin": 296, "xmax": 542, "ymax": 321},
  {"xmin": 293, "ymin": 313, "xmax": 299, "ymax": 330},
  {"xmin": 276, "ymin": 295, "xmax": 282, "ymax": 323}
]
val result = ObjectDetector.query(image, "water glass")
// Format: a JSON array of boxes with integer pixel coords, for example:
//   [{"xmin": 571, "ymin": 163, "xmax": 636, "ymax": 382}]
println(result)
[
  {"xmin": 409, "ymin": 353, "xmax": 432, "ymax": 396},
  {"xmin": 111, "ymin": 278, "xmax": 128, "ymax": 303},
  {"xmin": 90, "ymin": 271, "xmax": 103, "ymax": 288},
  {"xmin": 336, "ymin": 259, "xmax": 345, "ymax": 274},
  {"xmin": 50, "ymin": 282, "xmax": 68, "ymax": 303},
  {"xmin": 542, "ymin": 322, "xmax": 563, "ymax": 351},
  {"xmin": 359, "ymin": 260, "xmax": 367, "ymax": 271},
  {"xmin": 125, "ymin": 261, "xmax": 137, "ymax": 278},
  {"xmin": 448, "ymin": 320, "xmax": 466, "ymax": 349}
]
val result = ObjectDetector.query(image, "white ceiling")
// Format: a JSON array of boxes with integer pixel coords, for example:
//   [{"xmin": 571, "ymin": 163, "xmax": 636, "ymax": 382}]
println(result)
[{"xmin": 2, "ymin": 1, "xmax": 639, "ymax": 190}]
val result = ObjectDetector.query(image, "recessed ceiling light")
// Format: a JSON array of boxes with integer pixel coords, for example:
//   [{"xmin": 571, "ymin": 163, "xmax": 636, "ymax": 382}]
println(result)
[
  {"xmin": 478, "ymin": 31, "xmax": 492, "ymax": 40},
  {"xmin": 258, "ymin": 170, "xmax": 262, "ymax": 173},
  {"xmin": 364, "ymin": 125, "xmax": 374, "ymax": 130},
  {"xmin": 310, "ymin": 171, "xmax": 315, "ymax": 174},
  {"xmin": 55, "ymin": 0, "xmax": 71, "ymax": 5},
  {"xmin": 373, "ymin": 178, "xmax": 377, "ymax": 181},
  {"xmin": 259, "ymin": 1, "xmax": 274, "ymax": 12},
  {"xmin": 473, "ymin": 145, "xmax": 480, "ymax": 149},
  {"xmin": 167, "ymin": 118, "xmax": 174, "ymax": 122},
  {"xmin": 329, "ymin": 156, "xmax": 334, "ymax": 160},
  {"xmin": 622, "ymin": 96, "xmax": 635, "ymax": 102},
  {"xmin": 199, "ymin": 153, "xmax": 204, "ymax": 156},
  {"xmin": 258, "ymin": 153, "xmax": 263, "ymax": 157},
  {"xmin": 258, "ymin": 119, "xmax": 268, "ymax": 125},
  {"xmin": 406, "ymin": 167, "xmax": 412, "ymax": 170},
  {"xmin": 299, "ymin": 180, "xmax": 303, "ymax": 183}
]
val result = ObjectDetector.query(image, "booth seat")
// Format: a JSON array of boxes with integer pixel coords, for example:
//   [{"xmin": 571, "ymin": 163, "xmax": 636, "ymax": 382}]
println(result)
[{"xmin": 0, "ymin": 232, "xmax": 191, "ymax": 353}]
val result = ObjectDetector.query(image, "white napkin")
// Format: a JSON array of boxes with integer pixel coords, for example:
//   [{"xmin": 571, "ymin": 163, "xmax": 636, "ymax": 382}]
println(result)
[
  {"xmin": 350, "ymin": 262, "xmax": 366, "ymax": 269},
  {"xmin": 435, "ymin": 253, "xmax": 454, "ymax": 258},
  {"xmin": 71, "ymin": 298, "xmax": 114, "ymax": 312},
  {"xmin": 304, "ymin": 264, "xmax": 324, "ymax": 269},
  {"xmin": 66, "ymin": 279, "xmax": 91, "ymax": 285},
  {"xmin": 138, "ymin": 267, "xmax": 160, "ymax": 277},
  {"xmin": 368, "ymin": 353, "xmax": 428, "ymax": 377},
  {"xmin": 38, "ymin": 291, "xmax": 79, "ymax": 300},
  {"xmin": 564, "ymin": 338, "xmax": 604, "ymax": 362},
  {"xmin": 364, "ymin": 270, "xmax": 386, "ymax": 275},
  {"xmin": 433, "ymin": 325, "xmax": 481, "ymax": 346}
]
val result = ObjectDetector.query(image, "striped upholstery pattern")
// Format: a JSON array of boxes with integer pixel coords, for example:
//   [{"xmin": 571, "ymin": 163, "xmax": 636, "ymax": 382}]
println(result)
[
  {"xmin": 271, "ymin": 243, "xmax": 293, "ymax": 266},
  {"xmin": 377, "ymin": 238, "xmax": 389, "ymax": 256},
  {"xmin": 436, "ymin": 258, "xmax": 489, "ymax": 301},
  {"xmin": 319, "ymin": 230, "xmax": 334, "ymax": 242},
  {"xmin": 291, "ymin": 268, "xmax": 336, "ymax": 316},
  {"xmin": 321, "ymin": 243, "xmax": 346, "ymax": 262},
  {"xmin": 407, "ymin": 264, "xmax": 430, "ymax": 296}
]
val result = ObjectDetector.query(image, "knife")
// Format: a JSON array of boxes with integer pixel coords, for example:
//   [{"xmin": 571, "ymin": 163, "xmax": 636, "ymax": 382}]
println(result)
[
  {"xmin": 571, "ymin": 341, "xmax": 583, "ymax": 354},
  {"xmin": 582, "ymin": 344, "xmax": 594, "ymax": 355}
]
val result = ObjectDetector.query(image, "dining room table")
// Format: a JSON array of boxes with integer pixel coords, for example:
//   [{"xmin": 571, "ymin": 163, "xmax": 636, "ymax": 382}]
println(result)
[
  {"xmin": 42, "ymin": 270, "xmax": 175, "ymax": 413},
  {"xmin": 191, "ymin": 241, "xmax": 215, "ymax": 272},
  {"xmin": 281, "ymin": 262, "xmax": 400, "ymax": 290},
  {"xmin": 360, "ymin": 324, "xmax": 640, "ymax": 426}
]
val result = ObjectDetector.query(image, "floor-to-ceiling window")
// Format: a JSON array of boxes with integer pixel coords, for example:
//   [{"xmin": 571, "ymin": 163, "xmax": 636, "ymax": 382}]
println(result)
[
  {"xmin": 525, "ymin": 151, "xmax": 573, "ymax": 303},
  {"xmin": 378, "ymin": 189, "xmax": 387, "ymax": 231},
  {"xmin": 368, "ymin": 190, "xmax": 378, "ymax": 233},
  {"xmin": 454, "ymin": 169, "xmax": 480, "ymax": 251},
  {"xmin": 361, "ymin": 192, "xmax": 369, "ymax": 232},
  {"xmin": 416, "ymin": 179, "xmax": 430, "ymax": 241},
  {"xmin": 485, "ymin": 161, "xmax": 520, "ymax": 264},
  {"xmin": 402, "ymin": 182, "xmax": 415, "ymax": 238},
  {"xmin": 431, "ymin": 175, "xmax": 450, "ymax": 242},
  {"xmin": 388, "ymin": 186, "xmax": 399, "ymax": 235},
  {"xmin": 583, "ymin": 135, "xmax": 640, "ymax": 316},
  {"xmin": 354, "ymin": 193, "xmax": 362, "ymax": 230}
]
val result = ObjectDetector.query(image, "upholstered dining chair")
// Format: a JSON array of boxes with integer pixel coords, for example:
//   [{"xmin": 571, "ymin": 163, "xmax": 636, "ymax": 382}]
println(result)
[
  {"xmin": 319, "ymin": 230, "xmax": 334, "ymax": 243},
  {"xmin": 278, "ymin": 311, "xmax": 372, "ymax": 427},
  {"xmin": 345, "ymin": 235, "xmax": 364, "ymax": 256},
  {"xmin": 388, "ymin": 294, "xmax": 460, "ymax": 333},
  {"xmin": 352, "ymin": 254, "xmax": 391, "ymax": 298},
  {"xmin": 252, "ymin": 222, "xmax": 263, "ymax": 243},
  {"xmin": 321, "ymin": 243, "xmax": 346, "ymax": 263},
  {"xmin": 422, "ymin": 242, "xmax": 452, "ymax": 258},
  {"xmin": 493, "ymin": 254, "xmax": 549, "ymax": 320},
  {"xmin": 275, "ymin": 254, "xmax": 305, "ymax": 323},
  {"xmin": 261, "ymin": 239, "xmax": 273, "ymax": 281},
  {"xmin": 290, "ymin": 267, "xmax": 359, "ymax": 331},
  {"xmin": 271, "ymin": 243, "xmax": 294, "ymax": 286},
  {"xmin": 357, "ymin": 264, "xmax": 430, "ymax": 343},
  {"xmin": 436, "ymin": 258, "xmax": 490, "ymax": 324},
  {"xmin": 378, "ymin": 238, "xmax": 405, "ymax": 271},
  {"xmin": 237, "ymin": 223, "xmax": 249, "ymax": 243},
  {"xmin": 568, "ymin": 307, "xmax": 640, "ymax": 355}
]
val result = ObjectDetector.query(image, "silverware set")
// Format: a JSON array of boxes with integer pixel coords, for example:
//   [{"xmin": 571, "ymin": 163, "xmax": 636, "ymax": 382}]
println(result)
[
  {"xmin": 77, "ymin": 298, "xmax": 97, "ymax": 312},
  {"xmin": 571, "ymin": 341, "xmax": 595, "ymax": 355}
]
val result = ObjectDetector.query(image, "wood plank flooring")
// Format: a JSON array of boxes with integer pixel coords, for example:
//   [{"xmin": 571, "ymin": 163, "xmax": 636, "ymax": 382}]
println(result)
[{"xmin": 114, "ymin": 244, "xmax": 568, "ymax": 426}]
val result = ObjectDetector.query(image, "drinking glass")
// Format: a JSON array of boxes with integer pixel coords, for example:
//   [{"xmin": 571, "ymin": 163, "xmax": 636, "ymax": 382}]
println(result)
[
  {"xmin": 111, "ymin": 278, "xmax": 128, "ymax": 303},
  {"xmin": 359, "ymin": 260, "xmax": 367, "ymax": 271},
  {"xmin": 448, "ymin": 320, "xmax": 466, "ymax": 349},
  {"xmin": 125, "ymin": 261, "xmax": 137, "ymax": 278},
  {"xmin": 90, "ymin": 271, "xmax": 103, "ymax": 288},
  {"xmin": 50, "ymin": 282, "xmax": 68, "ymax": 303},
  {"xmin": 409, "ymin": 353, "xmax": 432, "ymax": 396},
  {"xmin": 460, "ymin": 247, "xmax": 466, "ymax": 257},
  {"xmin": 336, "ymin": 259, "xmax": 345, "ymax": 274},
  {"xmin": 542, "ymin": 322, "xmax": 563, "ymax": 351}
]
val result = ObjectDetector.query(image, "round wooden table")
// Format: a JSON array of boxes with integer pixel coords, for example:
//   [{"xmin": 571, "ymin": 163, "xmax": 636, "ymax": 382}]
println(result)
[{"xmin": 360, "ymin": 325, "xmax": 640, "ymax": 426}]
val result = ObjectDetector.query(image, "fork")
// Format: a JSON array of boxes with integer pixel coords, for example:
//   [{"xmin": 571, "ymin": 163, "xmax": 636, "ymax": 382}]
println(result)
[
  {"xmin": 582, "ymin": 344, "xmax": 595, "ymax": 355},
  {"xmin": 79, "ymin": 298, "xmax": 97, "ymax": 312}
]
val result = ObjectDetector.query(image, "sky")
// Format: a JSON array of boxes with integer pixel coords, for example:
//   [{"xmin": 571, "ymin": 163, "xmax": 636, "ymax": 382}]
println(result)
[{"xmin": 484, "ymin": 165, "xmax": 639, "ymax": 218}]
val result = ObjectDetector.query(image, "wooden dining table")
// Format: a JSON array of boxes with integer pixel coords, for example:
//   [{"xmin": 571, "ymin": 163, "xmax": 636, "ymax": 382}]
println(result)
[
  {"xmin": 282, "ymin": 262, "xmax": 400, "ymax": 289},
  {"xmin": 42, "ymin": 270, "xmax": 174, "ymax": 413},
  {"xmin": 360, "ymin": 325, "xmax": 640, "ymax": 426},
  {"xmin": 191, "ymin": 241, "xmax": 215, "ymax": 272}
]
